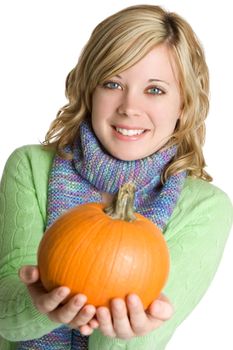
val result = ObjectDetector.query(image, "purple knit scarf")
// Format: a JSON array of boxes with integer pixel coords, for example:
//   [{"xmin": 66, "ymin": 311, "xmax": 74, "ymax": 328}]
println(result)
[{"xmin": 17, "ymin": 119, "xmax": 186, "ymax": 349}]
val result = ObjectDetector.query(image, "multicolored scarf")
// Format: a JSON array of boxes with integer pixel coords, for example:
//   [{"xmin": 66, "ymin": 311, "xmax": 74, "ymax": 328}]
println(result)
[{"xmin": 17, "ymin": 119, "xmax": 186, "ymax": 349}]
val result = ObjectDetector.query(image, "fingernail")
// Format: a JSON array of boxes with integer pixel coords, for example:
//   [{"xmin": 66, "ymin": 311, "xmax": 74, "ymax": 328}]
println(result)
[
  {"xmin": 58, "ymin": 287, "xmax": 70, "ymax": 298},
  {"xmin": 154, "ymin": 300, "xmax": 162, "ymax": 313},
  {"xmin": 74, "ymin": 295, "xmax": 86, "ymax": 306},
  {"xmin": 128, "ymin": 294, "xmax": 138, "ymax": 306},
  {"xmin": 20, "ymin": 266, "xmax": 33, "ymax": 280}
]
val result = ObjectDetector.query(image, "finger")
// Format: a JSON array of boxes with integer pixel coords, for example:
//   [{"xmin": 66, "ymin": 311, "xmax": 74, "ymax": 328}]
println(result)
[
  {"xmin": 79, "ymin": 324, "xmax": 94, "ymax": 336},
  {"xmin": 27, "ymin": 279, "xmax": 49, "ymax": 302},
  {"xmin": 96, "ymin": 306, "xmax": 116, "ymax": 337},
  {"xmin": 88, "ymin": 318, "xmax": 99, "ymax": 329},
  {"xmin": 69, "ymin": 304, "xmax": 96, "ymax": 328},
  {"xmin": 111, "ymin": 298, "xmax": 134, "ymax": 339},
  {"xmin": 126, "ymin": 294, "xmax": 149, "ymax": 335},
  {"xmin": 34, "ymin": 286, "xmax": 70, "ymax": 314},
  {"xmin": 49, "ymin": 294, "xmax": 87, "ymax": 323},
  {"xmin": 148, "ymin": 295, "xmax": 174, "ymax": 321},
  {"xmin": 19, "ymin": 266, "xmax": 39, "ymax": 284},
  {"xmin": 157, "ymin": 293, "xmax": 171, "ymax": 304}
]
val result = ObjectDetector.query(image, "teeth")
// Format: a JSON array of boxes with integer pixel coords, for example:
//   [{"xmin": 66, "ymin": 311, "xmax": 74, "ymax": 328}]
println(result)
[{"xmin": 115, "ymin": 127, "xmax": 145, "ymax": 136}]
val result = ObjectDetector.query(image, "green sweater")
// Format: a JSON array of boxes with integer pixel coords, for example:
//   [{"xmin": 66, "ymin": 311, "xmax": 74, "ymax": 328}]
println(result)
[{"xmin": 0, "ymin": 145, "xmax": 232, "ymax": 350}]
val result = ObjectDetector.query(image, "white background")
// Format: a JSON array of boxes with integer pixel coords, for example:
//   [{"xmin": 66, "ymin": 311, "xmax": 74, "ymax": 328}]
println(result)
[{"xmin": 0, "ymin": 1, "xmax": 232, "ymax": 349}]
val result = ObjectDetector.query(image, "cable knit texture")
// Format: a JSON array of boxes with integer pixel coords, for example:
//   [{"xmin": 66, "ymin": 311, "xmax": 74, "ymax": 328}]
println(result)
[{"xmin": 0, "ymin": 145, "xmax": 232, "ymax": 350}]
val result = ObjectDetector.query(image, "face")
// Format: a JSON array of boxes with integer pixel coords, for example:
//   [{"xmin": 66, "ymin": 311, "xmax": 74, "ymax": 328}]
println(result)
[{"xmin": 91, "ymin": 44, "xmax": 182, "ymax": 161}]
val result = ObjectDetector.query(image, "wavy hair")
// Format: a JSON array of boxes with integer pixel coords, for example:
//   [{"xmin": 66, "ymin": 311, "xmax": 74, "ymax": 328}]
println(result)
[{"xmin": 43, "ymin": 4, "xmax": 212, "ymax": 181}]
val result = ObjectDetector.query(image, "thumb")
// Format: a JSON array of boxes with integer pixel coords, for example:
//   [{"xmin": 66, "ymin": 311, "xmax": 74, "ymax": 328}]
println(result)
[
  {"xmin": 19, "ymin": 265, "xmax": 39, "ymax": 284},
  {"xmin": 148, "ymin": 295, "xmax": 174, "ymax": 321}
]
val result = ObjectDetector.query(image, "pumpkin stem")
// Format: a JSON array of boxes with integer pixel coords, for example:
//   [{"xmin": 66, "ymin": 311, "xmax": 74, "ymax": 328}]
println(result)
[{"xmin": 104, "ymin": 182, "xmax": 137, "ymax": 222}]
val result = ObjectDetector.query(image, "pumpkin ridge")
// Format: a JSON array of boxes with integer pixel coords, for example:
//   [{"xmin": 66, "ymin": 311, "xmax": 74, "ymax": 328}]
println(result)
[
  {"xmin": 123, "ymin": 225, "xmax": 147, "ymax": 297},
  {"xmin": 72, "ymin": 216, "xmax": 112, "ymax": 297},
  {"xmin": 38, "ymin": 221, "xmax": 72, "ymax": 288},
  {"xmin": 115, "ymin": 223, "xmax": 137, "ymax": 293},
  {"xmin": 139, "ymin": 228, "xmax": 155, "ymax": 305},
  {"xmin": 96, "ymin": 221, "xmax": 125, "ymax": 304},
  {"xmin": 39, "ymin": 208, "xmax": 106, "ymax": 292},
  {"xmin": 63, "ymin": 214, "xmax": 108, "ymax": 295},
  {"xmin": 78, "ymin": 219, "xmax": 118, "ymax": 304}
]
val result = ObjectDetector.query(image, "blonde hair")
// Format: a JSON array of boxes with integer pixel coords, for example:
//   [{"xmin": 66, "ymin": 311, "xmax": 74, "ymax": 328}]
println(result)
[{"xmin": 43, "ymin": 4, "xmax": 212, "ymax": 181}]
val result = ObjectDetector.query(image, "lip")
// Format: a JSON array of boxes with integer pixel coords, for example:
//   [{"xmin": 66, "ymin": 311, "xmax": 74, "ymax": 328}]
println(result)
[
  {"xmin": 113, "ymin": 124, "xmax": 148, "ymax": 130},
  {"xmin": 111, "ymin": 125, "xmax": 149, "ymax": 141}
]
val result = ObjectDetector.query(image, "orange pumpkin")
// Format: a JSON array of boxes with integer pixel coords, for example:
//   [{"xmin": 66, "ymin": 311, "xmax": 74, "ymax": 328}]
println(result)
[{"xmin": 38, "ymin": 183, "xmax": 170, "ymax": 309}]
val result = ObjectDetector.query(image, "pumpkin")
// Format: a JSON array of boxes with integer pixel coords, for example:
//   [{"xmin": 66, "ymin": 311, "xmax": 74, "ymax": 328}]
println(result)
[{"xmin": 38, "ymin": 183, "xmax": 170, "ymax": 309}]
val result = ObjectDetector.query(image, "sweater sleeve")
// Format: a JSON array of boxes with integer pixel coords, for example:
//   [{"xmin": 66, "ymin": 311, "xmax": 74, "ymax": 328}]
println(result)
[
  {"xmin": 0, "ymin": 146, "xmax": 59, "ymax": 341},
  {"xmin": 88, "ymin": 179, "xmax": 233, "ymax": 350}
]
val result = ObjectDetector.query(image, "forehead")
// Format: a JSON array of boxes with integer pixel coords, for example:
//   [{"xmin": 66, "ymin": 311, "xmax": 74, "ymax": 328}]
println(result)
[{"xmin": 118, "ymin": 44, "xmax": 179, "ymax": 84}]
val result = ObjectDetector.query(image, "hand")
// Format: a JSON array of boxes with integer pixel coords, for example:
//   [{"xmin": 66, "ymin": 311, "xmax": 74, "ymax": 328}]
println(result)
[
  {"xmin": 96, "ymin": 293, "xmax": 173, "ymax": 339},
  {"xmin": 19, "ymin": 265, "xmax": 99, "ymax": 335}
]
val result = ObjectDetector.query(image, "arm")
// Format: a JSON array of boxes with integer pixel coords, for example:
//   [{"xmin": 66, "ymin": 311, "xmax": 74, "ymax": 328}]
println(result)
[
  {"xmin": 0, "ymin": 146, "xmax": 59, "ymax": 341},
  {"xmin": 88, "ymin": 179, "xmax": 233, "ymax": 350}
]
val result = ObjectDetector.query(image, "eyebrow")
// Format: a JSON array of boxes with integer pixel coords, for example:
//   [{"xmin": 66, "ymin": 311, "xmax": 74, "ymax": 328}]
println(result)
[{"xmin": 116, "ymin": 75, "xmax": 170, "ymax": 86}]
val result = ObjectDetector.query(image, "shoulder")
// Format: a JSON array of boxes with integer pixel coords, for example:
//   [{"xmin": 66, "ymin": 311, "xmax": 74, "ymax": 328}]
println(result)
[
  {"xmin": 182, "ymin": 177, "xmax": 232, "ymax": 213},
  {"xmin": 3, "ymin": 144, "xmax": 55, "ymax": 176},
  {"xmin": 1, "ymin": 145, "xmax": 56, "ymax": 223},
  {"xmin": 5, "ymin": 144, "xmax": 55, "ymax": 165},
  {"xmin": 165, "ymin": 177, "xmax": 233, "ymax": 239},
  {"xmin": 2, "ymin": 144, "xmax": 56, "ymax": 193}
]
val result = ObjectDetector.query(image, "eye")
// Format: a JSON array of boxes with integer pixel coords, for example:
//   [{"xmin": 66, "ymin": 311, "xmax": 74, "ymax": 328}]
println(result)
[
  {"xmin": 103, "ymin": 81, "xmax": 122, "ymax": 90},
  {"xmin": 147, "ymin": 86, "xmax": 165, "ymax": 95}
]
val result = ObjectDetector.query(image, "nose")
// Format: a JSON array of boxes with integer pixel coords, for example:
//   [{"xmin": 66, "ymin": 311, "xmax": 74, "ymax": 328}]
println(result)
[{"xmin": 117, "ymin": 90, "xmax": 144, "ymax": 117}]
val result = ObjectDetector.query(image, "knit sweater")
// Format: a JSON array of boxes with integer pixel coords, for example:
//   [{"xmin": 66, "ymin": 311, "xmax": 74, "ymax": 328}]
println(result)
[{"xmin": 0, "ymin": 145, "xmax": 232, "ymax": 350}]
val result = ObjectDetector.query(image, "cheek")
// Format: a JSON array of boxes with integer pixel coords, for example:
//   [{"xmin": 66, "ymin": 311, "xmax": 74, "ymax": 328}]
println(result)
[
  {"xmin": 92, "ymin": 92, "xmax": 102, "ymax": 117},
  {"xmin": 150, "ymin": 98, "xmax": 180, "ymax": 127},
  {"xmin": 92, "ymin": 91, "xmax": 117, "ymax": 119}
]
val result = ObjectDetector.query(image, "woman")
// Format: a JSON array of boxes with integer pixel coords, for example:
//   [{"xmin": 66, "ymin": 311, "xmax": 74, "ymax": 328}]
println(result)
[{"xmin": 0, "ymin": 4, "xmax": 232, "ymax": 350}]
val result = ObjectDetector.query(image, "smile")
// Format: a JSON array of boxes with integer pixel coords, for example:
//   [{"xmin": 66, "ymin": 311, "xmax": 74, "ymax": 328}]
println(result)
[
  {"xmin": 112, "ymin": 125, "xmax": 149, "ymax": 141},
  {"xmin": 115, "ymin": 127, "xmax": 145, "ymax": 136}
]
